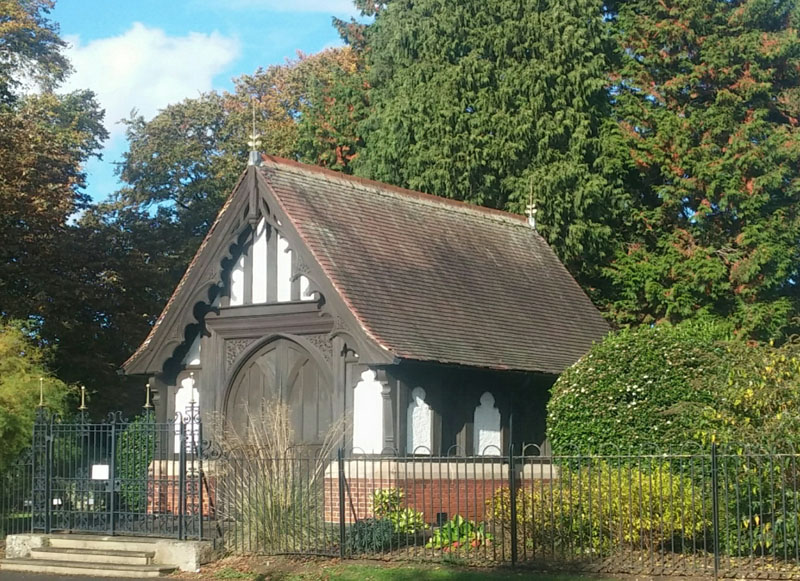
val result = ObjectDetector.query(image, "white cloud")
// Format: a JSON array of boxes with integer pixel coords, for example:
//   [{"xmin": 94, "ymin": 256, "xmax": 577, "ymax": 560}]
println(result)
[
  {"xmin": 62, "ymin": 23, "xmax": 240, "ymax": 140},
  {"xmin": 210, "ymin": 0, "xmax": 358, "ymax": 14}
]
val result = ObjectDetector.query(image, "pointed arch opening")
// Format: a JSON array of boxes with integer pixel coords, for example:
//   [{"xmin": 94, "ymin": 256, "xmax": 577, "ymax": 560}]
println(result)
[{"xmin": 224, "ymin": 336, "xmax": 335, "ymax": 447}]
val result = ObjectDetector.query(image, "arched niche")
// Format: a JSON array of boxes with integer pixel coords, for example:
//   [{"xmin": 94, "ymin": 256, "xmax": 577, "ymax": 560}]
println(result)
[
  {"xmin": 406, "ymin": 387, "xmax": 432, "ymax": 455},
  {"xmin": 174, "ymin": 373, "xmax": 200, "ymax": 452},
  {"xmin": 352, "ymin": 369, "xmax": 383, "ymax": 454},
  {"xmin": 474, "ymin": 391, "xmax": 501, "ymax": 456}
]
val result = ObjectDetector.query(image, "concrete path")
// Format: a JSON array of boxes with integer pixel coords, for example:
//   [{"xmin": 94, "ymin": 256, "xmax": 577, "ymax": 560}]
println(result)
[{"xmin": 0, "ymin": 573, "xmax": 156, "ymax": 580}]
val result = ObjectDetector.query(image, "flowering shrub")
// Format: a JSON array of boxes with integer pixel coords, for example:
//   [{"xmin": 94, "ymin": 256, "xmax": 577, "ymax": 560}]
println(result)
[
  {"xmin": 487, "ymin": 461, "xmax": 709, "ymax": 554},
  {"xmin": 547, "ymin": 319, "xmax": 733, "ymax": 454},
  {"xmin": 548, "ymin": 320, "xmax": 800, "ymax": 559}
]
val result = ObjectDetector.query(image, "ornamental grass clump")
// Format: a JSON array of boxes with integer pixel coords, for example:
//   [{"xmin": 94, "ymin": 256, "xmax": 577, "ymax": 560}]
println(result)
[{"xmin": 212, "ymin": 401, "xmax": 343, "ymax": 554}]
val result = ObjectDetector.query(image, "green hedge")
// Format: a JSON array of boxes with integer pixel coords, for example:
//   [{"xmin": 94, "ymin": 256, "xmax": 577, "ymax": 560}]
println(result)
[
  {"xmin": 547, "ymin": 319, "xmax": 800, "ymax": 558},
  {"xmin": 115, "ymin": 414, "xmax": 156, "ymax": 513},
  {"xmin": 548, "ymin": 319, "xmax": 800, "ymax": 454}
]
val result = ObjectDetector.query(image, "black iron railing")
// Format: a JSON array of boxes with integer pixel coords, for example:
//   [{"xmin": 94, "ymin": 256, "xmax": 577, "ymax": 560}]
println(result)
[
  {"xmin": 206, "ymin": 443, "xmax": 800, "ymax": 579},
  {"xmin": 5, "ymin": 413, "xmax": 800, "ymax": 579},
  {"xmin": 5, "ymin": 407, "xmax": 207, "ymax": 541}
]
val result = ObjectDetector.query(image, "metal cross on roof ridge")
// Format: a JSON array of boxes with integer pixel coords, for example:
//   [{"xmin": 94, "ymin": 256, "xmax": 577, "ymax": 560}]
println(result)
[
  {"xmin": 248, "ymin": 95, "xmax": 262, "ymax": 166},
  {"xmin": 526, "ymin": 182, "xmax": 538, "ymax": 230}
]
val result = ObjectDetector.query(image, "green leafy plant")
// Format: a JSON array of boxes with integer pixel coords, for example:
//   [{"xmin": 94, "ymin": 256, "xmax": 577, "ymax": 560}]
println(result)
[
  {"xmin": 548, "ymin": 319, "xmax": 734, "ymax": 455},
  {"xmin": 345, "ymin": 517, "xmax": 395, "ymax": 554},
  {"xmin": 372, "ymin": 488, "xmax": 426, "ymax": 535},
  {"xmin": 488, "ymin": 460, "xmax": 709, "ymax": 555},
  {"xmin": 425, "ymin": 515, "xmax": 493, "ymax": 551},
  {"xmin": 115, "ymin": 413, "xmax": 156, "ymax": 513},
  {"xmin": 715, "ymin": 450, "xmax": 800, "ymax": 558}
]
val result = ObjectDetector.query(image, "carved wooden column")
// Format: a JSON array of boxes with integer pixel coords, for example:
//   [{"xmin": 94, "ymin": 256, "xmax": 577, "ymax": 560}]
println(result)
[
  {"xmin": 149, "ymin": 375, "xmax": 168, "ymax": 424},
  {"xmin": 376, "ymin": 369, "xmax": 395, "ymax": 453}
]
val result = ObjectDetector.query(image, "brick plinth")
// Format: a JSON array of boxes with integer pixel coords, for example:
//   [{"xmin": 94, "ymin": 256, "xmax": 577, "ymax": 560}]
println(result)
[
  {"xmin": 146, "ymin": 460, "xmax": 216, "ymax": 517},
  {"xmin": 323, "ymin": 459, "xmax": 557, "ymax": 524}
]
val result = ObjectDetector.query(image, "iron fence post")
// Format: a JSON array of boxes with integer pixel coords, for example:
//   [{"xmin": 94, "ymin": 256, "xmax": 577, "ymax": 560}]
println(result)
[
  {"xmin": 109, "ymin": 423, "xmax": 117, "ymax": 536},
  {"xmin": 338, "ymin": 448, "xmax": 346, "ymax": 559},
  {"xmin": 45, "ymin": 415, "xmax": 52, "ymax": 534},
  {"xmin": 197, "ymin": 414, "xmax": 204, "ymax": 541},
  {"xmin": 179, "ymin": 419, "xmax": 187, "ymax": 541},
  {"xmin": 711, "ymin": 442, "xmax": 720, "ymax": 581},
  {"xmin": 508, "ymin": 415, "xmax": 517, "ymax": 567}
]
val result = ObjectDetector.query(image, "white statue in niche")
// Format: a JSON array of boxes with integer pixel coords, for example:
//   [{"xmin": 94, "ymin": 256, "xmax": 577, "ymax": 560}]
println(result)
[
  {"xmin": 352, "ymin": 370, "xmax": 383, "ymax": 454},
  {"xmin": 407, "ymin": 387, "xmax": 432, "ymax": 455},
  {"xmin": 474, "ymin": 391, "xmax": 501, "ymax": 456},
  {"xmin": 174, "ymin": 374, "xmax": 200, "ymax": 452}
]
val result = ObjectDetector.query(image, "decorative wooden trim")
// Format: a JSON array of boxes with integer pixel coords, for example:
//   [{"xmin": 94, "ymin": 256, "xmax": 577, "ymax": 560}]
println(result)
[
  {"xmin": 225, "ymin": 338, "xmax": 256, "ymax": 370},
  {"xmin": 243, "ymin": 240, "xmax": 253, "ymax": 305},
  {"xmin": 267, "ymin": 224, "xmax": 278, "ymax": 303},
  {"xmin": 126, "ymin": 164, "xmax": 395, "ymax": 378},
  {"xmin": 306, "ymin": 333, "xmax": 334, "ymax": 364},
  {"xmin": 206, "ymin": 302, "xmax": 333, "ymax": 339}
]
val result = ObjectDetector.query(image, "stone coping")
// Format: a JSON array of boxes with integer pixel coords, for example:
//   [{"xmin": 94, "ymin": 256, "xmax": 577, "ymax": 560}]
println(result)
[
  {"xmin": 145, "ymin": 457, "xmax": 560, "ymax": 480},
  {"xmin": 324, "ymin": 459, "xmax": 559, "ymax": 480}
]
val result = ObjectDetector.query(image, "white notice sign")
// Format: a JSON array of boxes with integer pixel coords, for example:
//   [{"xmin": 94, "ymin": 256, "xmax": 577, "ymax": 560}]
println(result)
[{"xmin": 91, "ymin": 464, "xmax": 109, "ymax": 480}]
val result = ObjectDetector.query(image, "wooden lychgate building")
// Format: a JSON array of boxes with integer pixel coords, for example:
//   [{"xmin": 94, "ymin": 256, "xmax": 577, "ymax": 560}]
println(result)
[{"xmin": 123, "ymin": 155, "xmax": 608, "ymax": 455}]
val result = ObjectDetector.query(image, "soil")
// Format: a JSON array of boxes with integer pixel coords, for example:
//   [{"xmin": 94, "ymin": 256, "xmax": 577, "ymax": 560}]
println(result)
[{"xmin": 170, "ymin": 555, "xmax": 508, "ymax": 581}]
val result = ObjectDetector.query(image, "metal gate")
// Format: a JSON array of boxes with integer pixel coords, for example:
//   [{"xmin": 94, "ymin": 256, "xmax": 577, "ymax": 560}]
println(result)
[{"xmin": 30, "ymin": 407, "xmax": 208, "ymax": 539}]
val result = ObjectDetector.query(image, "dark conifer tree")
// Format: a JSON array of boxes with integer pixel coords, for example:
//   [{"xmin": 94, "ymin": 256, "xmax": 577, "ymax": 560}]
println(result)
[
  {"xmin": 606, "ymin": 0, "xmax": 800, "ymax": 338},
  {"xmin": 355, "ymin": 0, "xmax": 629, "ymax": 285}
]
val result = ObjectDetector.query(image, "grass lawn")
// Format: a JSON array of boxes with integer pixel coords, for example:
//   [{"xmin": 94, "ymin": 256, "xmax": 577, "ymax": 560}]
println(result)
[
  {"xmin": 194, "ymin": 557, "xmax": 615, "ymax": 581},
  {"xmin": 278, "ymin": 564, "xmax": 607, "ymax": 580}
]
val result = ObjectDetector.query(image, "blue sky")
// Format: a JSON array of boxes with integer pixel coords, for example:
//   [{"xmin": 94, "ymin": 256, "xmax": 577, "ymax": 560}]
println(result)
[{"xmin": 51, "ymin": 0, "xmax": 360, "ymax": 201}]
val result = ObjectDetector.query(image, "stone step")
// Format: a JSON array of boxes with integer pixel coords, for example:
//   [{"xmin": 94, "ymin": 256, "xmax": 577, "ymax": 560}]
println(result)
[
  {"xmin": 0, "ymin": 558, "xmax": 175, "ymax": 578},
  {"xmin": 31, "ymin": 546, "xmax": 155, "ymax": 565},
  {"xmin": 47, "ymin": 533, "xmax": 161, "ymax": 553}
]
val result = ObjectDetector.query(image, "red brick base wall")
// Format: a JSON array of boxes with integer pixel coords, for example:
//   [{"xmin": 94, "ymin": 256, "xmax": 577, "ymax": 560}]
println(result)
[
  {"xmin": 325, "ymin": 476, "xmax": 510, "ymax": 524},
  {"xmin": 146, "ymin": 461, "xmax": 215, "ymax": 517},
  {"xmin": 323, "ymin": 460, "xmax": 556, "ymax": 524}
]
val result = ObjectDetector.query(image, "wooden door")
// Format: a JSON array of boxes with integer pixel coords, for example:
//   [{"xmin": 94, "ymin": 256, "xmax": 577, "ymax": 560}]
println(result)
[{"xmin": 226, "ymin": 338, "xmax": 333, "ymax": 445}]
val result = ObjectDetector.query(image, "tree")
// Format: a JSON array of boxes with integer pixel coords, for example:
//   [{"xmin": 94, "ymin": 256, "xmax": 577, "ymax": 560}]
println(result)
[
  {"xmin": 0, "ymin": 90, "xmax": 107, "ymax": 322},
  {"xmin": 230, "ymin": 47, "xmax": 367, "ymax": 172},
  {"xmin": 605, "ymin": 0, "xmax": 800, "ymax": 339},
  {"xmin": 295, "ymin": 48, "xmax": 368, "ymax": 171},
  {"xmin": 0, "ymin": 0, "xmax": 69, "ymax": 102},
  {"xmin": 116, "ymin": 48, "xmax": 368, "ymax": 269},
  {"xmin": 0, "ymin": 321, "xmax": 69, "ymax": 470},
  {"xmin": 354, "ymin": 0, "xmax": 628, "ymax": 283}
]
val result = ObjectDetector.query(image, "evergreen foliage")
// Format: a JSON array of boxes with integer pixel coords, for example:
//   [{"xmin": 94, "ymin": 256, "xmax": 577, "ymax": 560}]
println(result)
[
  {"xmin": 547, "ymin": 320, "xmax": 800, "ymax": 454},
  {"xmin": 355, "ymin": 0, "xmax": 627, "ymax": 281},
  {"xmin": 115, "ymin": 414, "xmax": 156, "ymax": 512},
  {"xmin": 606, "ymin": 0, "xmax": 800, "ymax": 338}
]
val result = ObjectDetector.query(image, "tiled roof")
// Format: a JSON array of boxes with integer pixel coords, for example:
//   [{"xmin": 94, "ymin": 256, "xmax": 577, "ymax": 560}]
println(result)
[{"xmin": 259, "ymin": 156, "xmax": 608, "ymax": 374}]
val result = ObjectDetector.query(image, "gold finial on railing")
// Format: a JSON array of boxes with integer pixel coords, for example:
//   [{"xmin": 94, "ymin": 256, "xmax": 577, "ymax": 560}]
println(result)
[
  {"xmin": 144, "ymin": 382, "xmax": 153, "ymax": 409},
  {"xmin": 38, "ymin": 377, "xmax": 44, "ymax": 407},
  {"xmin": 78, "ymin": 385, "xmax": 88, "ymax": 411}
]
